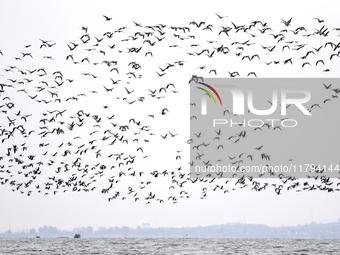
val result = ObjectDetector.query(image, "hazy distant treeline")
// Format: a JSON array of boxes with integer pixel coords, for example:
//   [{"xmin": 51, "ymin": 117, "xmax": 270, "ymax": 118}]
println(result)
[{"xmin": 1, "ymin": 222, "xmax": 340, "ymax": 239}]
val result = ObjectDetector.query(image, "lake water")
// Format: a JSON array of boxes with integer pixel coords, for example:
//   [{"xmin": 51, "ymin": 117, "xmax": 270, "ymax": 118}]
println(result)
[{"xmin": 0, "ymin": 238, "xmax": 339, "ymax": 254}]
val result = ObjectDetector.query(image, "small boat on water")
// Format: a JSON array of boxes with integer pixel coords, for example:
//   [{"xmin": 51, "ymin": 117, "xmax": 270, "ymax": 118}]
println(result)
[
  {"xmin": 36, "ymin": 236, "xmax": 40, "ymax": 238},
  {"xmin": 74, "ymin": 234, "xmax": 81, "ymax": 238}
]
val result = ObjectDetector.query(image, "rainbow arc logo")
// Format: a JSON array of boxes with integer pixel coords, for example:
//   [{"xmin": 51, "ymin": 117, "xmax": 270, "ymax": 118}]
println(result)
[{"xmin": 196, "ymin": 82, "xmax": 222, "ymax": 106}]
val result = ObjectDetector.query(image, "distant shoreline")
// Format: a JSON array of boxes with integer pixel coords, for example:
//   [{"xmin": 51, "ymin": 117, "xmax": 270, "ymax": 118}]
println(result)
[{"xmin": 1, "ymin": 221, "xmax": 340, "ymax": 239}]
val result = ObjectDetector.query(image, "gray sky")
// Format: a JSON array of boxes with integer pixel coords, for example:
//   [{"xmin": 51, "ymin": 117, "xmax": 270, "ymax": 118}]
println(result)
[{"xmin": 0, "ymin": 0, "xmax": 340, "ymax": 232}]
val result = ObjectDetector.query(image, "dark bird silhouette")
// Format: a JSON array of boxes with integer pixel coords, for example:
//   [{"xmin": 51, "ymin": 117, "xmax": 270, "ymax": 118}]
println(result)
[
  {"xmin": 125, "ymin": 87, "xmax": 134, "ymax": 94},
  {"xmin": 323, "ymin": 83, "xmax": 332, "ymax": 89},
  {"xmin": 103, "ymin": 15, "xmax": 112, "ymax": 21},
  {"xmin": 315, "ymin": 60, "xmax": 324, "ymax": 66},
  {"xmin": 281, "ymin": 18, "xmax": 292, "ymax": 26},
  {"xmin": 314, "ymin": 18, "xmax": 324, "ymax": 23}
]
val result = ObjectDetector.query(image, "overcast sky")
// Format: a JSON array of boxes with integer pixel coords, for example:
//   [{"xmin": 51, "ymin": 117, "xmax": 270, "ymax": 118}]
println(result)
[{"xmin": 0, "ymin": 0, "xmax": 340, "ymax": 232}]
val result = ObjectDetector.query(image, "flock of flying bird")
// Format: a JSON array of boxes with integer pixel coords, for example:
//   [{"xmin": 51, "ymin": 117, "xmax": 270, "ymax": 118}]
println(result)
[{"xmin": 0, "ymin": 14, "xmax": 340, "ymax": 203}]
